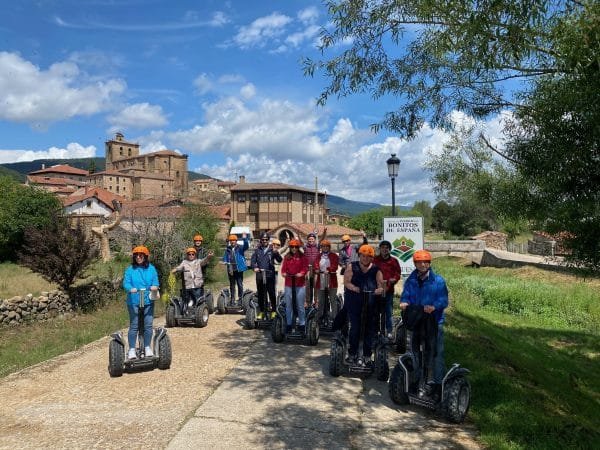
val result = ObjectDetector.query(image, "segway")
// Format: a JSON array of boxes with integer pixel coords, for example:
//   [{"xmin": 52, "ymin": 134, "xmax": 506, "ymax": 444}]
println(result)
[
  {"xmin": 108, "ymin": 288, "xmax": 172, "ymax": 377},
  {"xmin": 372, "ymin": 284, "xmax": 390, "ymax": 381},
  {"xmin": 271, "ymin": 275, "xmax": 319, "ymax": 345},
  {"xmin": 165, "ymin": 271, "xmax": 211, "ymax": 328},
  {"xmin": 217, "ymin": 262, "xmax": 252, "ymax": 314},
  {"xmin": 245, "ymin": 269, "xmax": 276, "ymax": 329},
  {"xmin": 391, "ymin": 315, "xmax": 407, "ymax": 354},
  {"xmin": 329, "ymin": 289, "xmax": 379, "ymax": 378},
  {"xmin": 316, "ymin": 270, "xmax": 343, "ymax": 333},
  {"xmin": 388, "ymin": 305, "xmax": 471, "ymax": 423}
]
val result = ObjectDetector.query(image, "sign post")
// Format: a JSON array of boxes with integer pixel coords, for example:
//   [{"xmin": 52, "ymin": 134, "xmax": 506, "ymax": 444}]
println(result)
[{"xmin": 383, "ymin": 217, "xmax": 424, "ymax": 278}]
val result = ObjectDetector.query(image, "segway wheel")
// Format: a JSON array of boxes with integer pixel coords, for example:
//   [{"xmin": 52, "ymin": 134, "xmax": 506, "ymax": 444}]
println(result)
[
  {"xmin": 108, "ymin": 339, "xmax": 124, "ymax": 377},
  {"xmin": 395, "ymin": 323, "xmax": 407, "ymax": 354},
  {"xmin": 205, "ymin": 291, "xmax": 215, "ymax": 314},
  {"xmin": 165, "ymin": 304, "xmax": 176, "ymax": 328},
  {"xmin": 375, "ymin": 347, "xmax": 390, "ymax": 381},
  {"xmin": 245, "ymin": 306, "xmax": 256, "ymax": 330},
  {"xmin": 389, "ymin": 364, "xmax": 409, "ymax": 404},
  {"xmin": 271, "ymin": 316, "xmax": 284, "ymax": 343},
  {"xmin": 194, "ymin": 304, "xmax": 209, "ymax": 328},
  {"xmin": 307, "ymin": 319, "xmax": 319, "ymax": 346},
  {"xmin": 157, "ymin": 335, "xmax": 172, "ymax": 370},
  {"xmin": 443, "ymin": 376, "xmax": 471, "ymax": 423},
  {"xmin": 217, "ymin": 292, "xmax": 226, "ymax": 314},
  {"xmin": 329, "ymin": 340, "xmax": 344, "ymax": 377}
]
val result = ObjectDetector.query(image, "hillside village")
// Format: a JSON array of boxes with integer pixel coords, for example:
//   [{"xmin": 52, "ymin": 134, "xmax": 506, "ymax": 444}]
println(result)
[{"xmin": 23, "ymin": 133, "xmax": 364, "ymax": 248}]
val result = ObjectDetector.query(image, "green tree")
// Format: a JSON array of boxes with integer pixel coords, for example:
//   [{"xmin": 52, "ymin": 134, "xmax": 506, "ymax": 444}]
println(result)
[
  {"xmin": 0, "ymin": 177, "xmax": 61, "ymax": 261},
  {"xmin": 306, "ymin": 0, "xmax": 598, "ymax": 268},
  {"xmin": 348, "ymin": 207, "xmax": 388, "ymax": 238},
  {"xmin": 18, "ymin": 215, "xmax": 98, "ymax": 292}
]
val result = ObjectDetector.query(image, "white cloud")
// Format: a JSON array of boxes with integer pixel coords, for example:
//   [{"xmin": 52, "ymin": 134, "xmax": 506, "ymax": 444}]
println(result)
[
  {"xmin": 285, "ymin": 24, "xmax": 321, "ymax": 48},
  {"xmin": 107, "ymin": 102, "xmax": 168, "ymax": 130},
  {"xmin": 193, "ymin": 73, "xmax": 213, "ymax": 95},
  {"xmin": 0, "ymin": 52, "xmax": 125, "ymax": 126},
  {"xmin": 233, "ymin": 12, "xmax": 292, "ymax": 48},
  {"xmin": 240, "ymin": 83, "xmax": 256, "ymax": 99},
  {"xmin": 0, "ymin": 143, "xmax": 97, "ymax": 164},
  {"xmin": 298, "ymin": 7, "xmax": 320, "ymax": 24}
]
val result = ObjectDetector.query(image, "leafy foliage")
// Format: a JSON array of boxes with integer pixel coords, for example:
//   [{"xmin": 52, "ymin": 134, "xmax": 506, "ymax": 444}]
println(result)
[
  {"xmin": 18, "ymin": 215, "xmax": 98, "ymax": 292},
  {"xmin": 0, "ymin": 177, "xmax": 62, "ymax": 261}
]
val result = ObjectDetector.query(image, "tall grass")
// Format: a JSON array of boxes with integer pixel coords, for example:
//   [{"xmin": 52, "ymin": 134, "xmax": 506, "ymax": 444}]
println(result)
[
  {"xmin": 434, "ymin": 258, "xmax": 600, "ymax": 449},
  {"xmin": 0, "ymin": 262, "xmax": 57, "ymax": 298}
]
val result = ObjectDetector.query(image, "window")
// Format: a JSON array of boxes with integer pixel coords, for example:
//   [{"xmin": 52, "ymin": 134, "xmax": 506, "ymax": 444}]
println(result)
[
  {"xmin": 278, "ymin": 193, "xmax": 288, "ymax": 202},
  {"xmin": 238, "ymin": 194, "xmax": 246, "ymax": 202},
  {"xmin": 260, "ymin": 193, "xmax": 269, "ymax": 202},
  {"xmin": 269, "ymin": 192, "xmax": 278, "ymax": 202},
  {"xmin": 116, "ymin": 186, "xmax": 119, "ymax": 193},
  {"xmin": 128, "ymin": 149, "xmax": 131, "ymax": 156},
  {"xmin": 176, "ymin": 171, "xmax": 180, "ymax": 178},
  {"xmin": 250, "ymin": 194, "xmax": 258, "ymax": 202},
  {"xmin": 86, "ymin": 200, "xmax": 92, "ymax": 208}
]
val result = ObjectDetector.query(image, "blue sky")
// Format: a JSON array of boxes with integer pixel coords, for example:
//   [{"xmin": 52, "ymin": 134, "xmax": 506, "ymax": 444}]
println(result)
[{"xmin": 0, "ymin": 0, "xmax": 504, "ymax": 206}]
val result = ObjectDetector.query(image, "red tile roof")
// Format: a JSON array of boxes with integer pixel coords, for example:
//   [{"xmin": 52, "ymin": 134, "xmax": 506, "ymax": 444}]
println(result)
[
  {"xmin": 28, "ymin": 175, "xmax": 87, "ymax": 187},
  {"xmin": 207, "ymin": 205, "xmax": 231, "ymax": 220},
  {"xmin": 62, "ymin": 187, "xmax": 125, "ymax": 209},
  {"xmin": 29, "ymin": 164, "xmax": 89, "ymax": 176}
]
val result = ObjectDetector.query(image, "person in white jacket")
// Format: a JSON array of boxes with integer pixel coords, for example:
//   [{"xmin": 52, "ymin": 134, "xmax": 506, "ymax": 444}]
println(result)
[{"xmin": 171, "ymin": 247, "xmax": 213, "ymax": 307}]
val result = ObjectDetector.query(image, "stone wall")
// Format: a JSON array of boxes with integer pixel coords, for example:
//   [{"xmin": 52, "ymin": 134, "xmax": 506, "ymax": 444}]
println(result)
[{"xmin": 0, "ymin": 291, "xmax": 73, "ymax": 326}]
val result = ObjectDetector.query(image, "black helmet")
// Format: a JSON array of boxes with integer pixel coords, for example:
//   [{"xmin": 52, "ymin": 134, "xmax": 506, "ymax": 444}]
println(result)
[
  {"xmin": 379, "ymin": 240, "xmax": 392, "ymax": 249},
  {"xmin": 260, "ymin": 232, "xmax": 270, "ymax": 240}
]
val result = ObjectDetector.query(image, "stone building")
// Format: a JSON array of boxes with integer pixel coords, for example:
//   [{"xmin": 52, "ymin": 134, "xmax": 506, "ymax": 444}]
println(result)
[
  {"xmin": 95, "ymin": 132, "xmax": 189, "ymax": 200},
  {"xmin": 230, "ymin": 178, "xmax": 327, "ymax": 237},
  {"xmin": 26, "ymin": 164, "xmax": 89, "ymax": 197}
]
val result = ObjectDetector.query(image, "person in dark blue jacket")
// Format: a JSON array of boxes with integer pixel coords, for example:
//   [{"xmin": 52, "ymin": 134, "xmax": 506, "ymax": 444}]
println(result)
[
  {"xmin": 250, "ymin": 232, "xmax": 282, "ymax": 319},
  {"xmin": 222, "ymin": 233, "xmax": 249, "ymax": 304},
  {"xmin": 399, "ymin": 249, "xmax": 449, "ymax": 396},
  {"xmin": 122, "ymin": 245, "xmax": 160, "ymax": 360}
]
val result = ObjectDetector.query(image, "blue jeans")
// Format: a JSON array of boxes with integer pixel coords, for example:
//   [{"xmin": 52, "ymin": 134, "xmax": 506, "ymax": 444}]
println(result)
[
  {"xmin": 434, "ymin": 323, "xmax": 445, "ymax": 384},
  {"xmin": 284, "ymin": 286, "xmax": 305, "ymax": 327},
  {"xmin": 383, "ymin": 291, "xmax": 394, "ymax": 334},
  {"xmin": 127, "ymin": 302, "xmax": 154, "ymax": 349}
]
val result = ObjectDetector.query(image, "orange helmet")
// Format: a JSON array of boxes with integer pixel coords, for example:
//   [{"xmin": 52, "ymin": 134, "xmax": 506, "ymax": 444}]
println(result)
[
  {"xmin": 320, "ymin": 239, "xmax": 331, "ymax": 247},
  {"xmin": 186, "ymin": 247, "xmax": 197, "ymax": 254},
  {"xmin": 132, "ymin": 245, "xmax": 149, "ymax": 256},
  {"xmin": 288, "ymin": 239, "xmax": 301, "ymax": 247},
  {"xmin": 358, "ymin": 244, "xmax": 374, "ymax": 257},
  {"xmin": 413, "ymin": 249, "xmax": 432, "ymax": 262},
  {"xmin": 341, "ymin": 234, "xmax": 351, "ymax": 242},
  {"xmin": 228, "ymin": 234, "xmax": 238, "ymax": 241},
  {"xmin": 193, "ymin": 234, "xmax": 203, "ymax": 242}
]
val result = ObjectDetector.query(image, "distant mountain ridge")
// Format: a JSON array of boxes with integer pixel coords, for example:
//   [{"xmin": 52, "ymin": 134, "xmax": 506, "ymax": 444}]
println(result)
[{"xmin": 1, "ymin": 157, "xmax": 389, "ymax": 216}]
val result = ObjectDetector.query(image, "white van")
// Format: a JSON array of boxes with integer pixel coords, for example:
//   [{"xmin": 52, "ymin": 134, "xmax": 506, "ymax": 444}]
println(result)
[{"xmin": 229, "ymin": 226, "xmax": 254, "ymax": 247}]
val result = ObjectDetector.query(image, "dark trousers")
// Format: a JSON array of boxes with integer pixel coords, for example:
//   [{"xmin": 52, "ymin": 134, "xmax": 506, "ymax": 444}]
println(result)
[
  {"xmin": 228, "ymin": 271, "xmax": 244, "ymax": 301},
  {"xmin": 256, "ymin": 275, "xmax": 277, "ymax": 312},
  {"xmin": 346, "ymin": 295, "xmax": 376, "ymax": 357},
  {"xmin": 186, "ymin": 286, "xmax": 204, "ymax": 305}
]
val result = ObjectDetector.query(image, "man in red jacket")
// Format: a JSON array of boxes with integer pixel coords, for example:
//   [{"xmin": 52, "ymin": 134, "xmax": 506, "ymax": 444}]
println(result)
[{"xmin": 373, "ymin": 240, "xmax": 401, "ymax": 338}]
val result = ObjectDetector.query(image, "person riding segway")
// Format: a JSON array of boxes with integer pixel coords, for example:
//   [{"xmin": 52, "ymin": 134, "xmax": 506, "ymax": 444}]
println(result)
[
  {"xmin": 389, "ymin": 249, "xmax": 471, "ymax": 422},
  {"xmin": 108, "ymin": 246, "xmax": 171, "ymax": 376},
  {"xmin": 314, "ymin": 239, "xmax": 342, "ymax": 333},
  {"xmin": 218, "ymin": 233, "xmax": 251, "ymax": 314},
  {"xmin": 246, "ymin": 232, "xmax": 282, "ymax": 328},
  {"xmin": 271, "ymin": 239, "xmax": 318, "ymax": 345},
  {"xmin": 329, "ymin": 244, "xmax": 385, "ymax": 377}
]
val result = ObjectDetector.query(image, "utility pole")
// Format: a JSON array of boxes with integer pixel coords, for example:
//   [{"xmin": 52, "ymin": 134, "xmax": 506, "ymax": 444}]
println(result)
[{"xmin": 314, "ymin": 176, "xmax": 318, "ymax": 231}]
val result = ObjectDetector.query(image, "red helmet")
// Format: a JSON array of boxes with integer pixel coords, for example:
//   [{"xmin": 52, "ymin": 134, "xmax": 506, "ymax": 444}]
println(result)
[
  {"xmin": 288, "ymin": 239, "xmax": 301, "ymax": 248},
  {"xmin": 413, "ymin": 249, "xmax": 432, "ymax": 262},
  {"xmin": 132, "ymin": 245, "xmax": 149, "ymax": 256},
  {"xmin": 320, "ymin": 239, "xmax": 331, "ymax": 247}
]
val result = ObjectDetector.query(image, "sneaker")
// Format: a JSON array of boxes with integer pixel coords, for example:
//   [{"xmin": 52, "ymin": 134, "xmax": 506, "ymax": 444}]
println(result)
[
  {"xmin": 257, "ymin": 312, "xmax": 264, "ymax": 320},
  {"xmin": 127, "ymin": 348, "xmax": 137, "ymax": 360},
  {"xmin": 387, "ymin": 332, "xmax": 394, "ymax": 340},
  {"xmin": 270, "ymin": 311, "xmax": 277, "ymax": 319},
  {"xmin": 144, "ymin": 346, "xmax": 154, "ymax": 357},
  {"xmin": 188, "ymin": 300, "xmax": 194, "ymax": 308}
]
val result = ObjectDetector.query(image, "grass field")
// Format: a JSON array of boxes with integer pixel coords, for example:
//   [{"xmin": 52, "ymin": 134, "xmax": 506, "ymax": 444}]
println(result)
[{"xmin": 435, "ymin": 258, "xmax": 600, "ymax": 449}]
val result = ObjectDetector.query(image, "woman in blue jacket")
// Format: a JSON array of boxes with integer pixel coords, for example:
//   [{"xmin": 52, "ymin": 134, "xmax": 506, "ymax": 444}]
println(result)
[
  {"xmin": 222, "ymin": 233, "xmax": 249, "ymax": 304},
  {"xmin": 399, "ymin": 249, "xmax": 448, "ymax": 396},
  {"xmin": 122, "ymin": 245, "xmax": 160, "ymax": 360}
]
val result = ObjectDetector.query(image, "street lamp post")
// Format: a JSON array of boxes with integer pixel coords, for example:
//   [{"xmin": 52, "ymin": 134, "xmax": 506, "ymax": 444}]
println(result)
[{"xmin": 386, "ymin": 153, "xmax": 401, "ymax": 216}]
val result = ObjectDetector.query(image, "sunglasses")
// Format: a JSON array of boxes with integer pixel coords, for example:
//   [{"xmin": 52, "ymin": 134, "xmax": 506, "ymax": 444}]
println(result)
[
  {"xmin": 261, "ymin": 239, "xmax": 269, "ymax": 242},
  {"xmin": 289, "ymin": 245, "xmax": 299, "ymax": 248},
  {"xmin": 343, "ymin": 240, "xmax": 350, "ymax": 243},
  {"xmin": 187, "ymin": 252, "xmax": 195, "ymax": 255}
]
